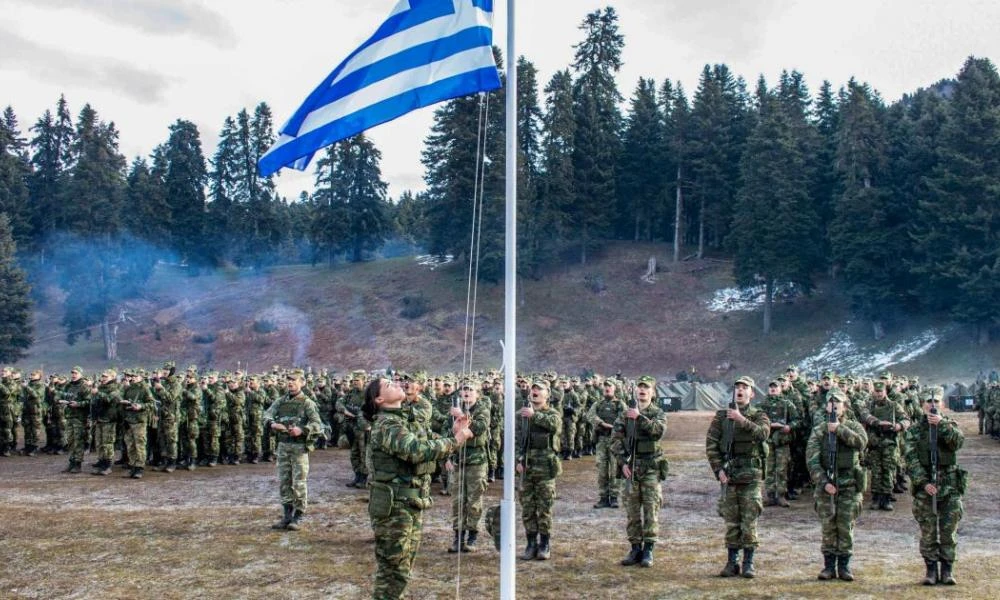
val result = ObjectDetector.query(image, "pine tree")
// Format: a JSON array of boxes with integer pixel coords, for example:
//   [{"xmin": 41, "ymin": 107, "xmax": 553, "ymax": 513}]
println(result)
[
  {"xmin": 514, "ymin": 56, "xmax": 548, "ymax": 278},
  {"xmin": 64, "ymin": 103, "xmax": 126, "ymax": 236},
  {"xmin": 0, "ymin": 106, "xmax": 32, "ymax": 247},
  {"xmin": 811, "ymin": 80, "xmax": 841, "ymax": 264},
  {"xmin": 309, "ymin": 144, "xmax": 349, "ymax": 265},
  {"xmin": 160, "ymin": 119, "xmax": 208, "ymax": 265},
  {"xmin": 536, "ymin": 69, "xmax": 576, "ymax": 271},
  {"xmin": 570, "ymin": 7, "xmax": 624, "ymax": 264},
  {"xmin": 0, "ymin": 213, "xmax": 33, "ymax": 362},
  {"xmin": 207, "ymin": 115, "xmax": 240, "ymax": 265},
  {"xmin": 335, "ymin": 133, "xmax": 393, "ymax": 262},
  {"xmin": 122, "ymin": 156, "xmax": 170, "ymax": 246},
  {"xmin": 662, "ymin": 81, "xmax": 690, "ymax": 262},
  {"xmin": 28, "ymin": 95, "xmax": 75, "ymax": 251},
  {"xmin": 618, "ymin": 77, "xmax": 663, "ymax": 241}
]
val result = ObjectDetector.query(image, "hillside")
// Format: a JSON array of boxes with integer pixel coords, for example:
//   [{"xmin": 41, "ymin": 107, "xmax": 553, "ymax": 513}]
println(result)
[{"xmin": 18, "ymin": 242, "xmax": 1000, "ymax": 384}]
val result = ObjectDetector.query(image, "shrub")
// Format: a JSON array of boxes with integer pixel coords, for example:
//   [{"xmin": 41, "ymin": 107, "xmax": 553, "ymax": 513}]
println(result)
[
  {"xmin": 253, "ymin": 319, "xmax": 279, "ymax": 334},
  {"xmin": 400, "ymin": 295, "xmax": 429, "ymax": 319},
  {"xmin": 192, "ymin": 332, "xmax": 217, "ymax": 344}
]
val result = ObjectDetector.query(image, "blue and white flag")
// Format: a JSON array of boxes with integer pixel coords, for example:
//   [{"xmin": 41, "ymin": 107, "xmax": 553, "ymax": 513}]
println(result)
[{"xmin": 258, "ymin": 0, "xmax": 502, "ymax": 177}]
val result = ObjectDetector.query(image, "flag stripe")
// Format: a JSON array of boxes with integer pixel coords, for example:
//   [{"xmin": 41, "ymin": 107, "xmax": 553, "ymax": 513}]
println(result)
[{"xmin": 258, "ymin": 66, "xmax": 499, "ymax": 176}]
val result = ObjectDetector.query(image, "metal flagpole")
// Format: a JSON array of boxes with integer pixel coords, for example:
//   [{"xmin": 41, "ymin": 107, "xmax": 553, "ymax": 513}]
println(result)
[{"xmin": 500, "ymin": 0, "xmax": 517, "ymax": 598}]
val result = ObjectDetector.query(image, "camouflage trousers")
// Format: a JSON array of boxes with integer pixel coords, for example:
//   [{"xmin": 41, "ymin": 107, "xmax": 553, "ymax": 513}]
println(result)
[
  {"xmin": 765, "ymin": 444, "xmax": 791, "ymax": 496},
  {"xmin": 488, "ymin": 426, "xmax": 502, "ymax": 470},
  {"xmin": 868, "ymin": 440, "xmax": 899, "ymax": 495},
  {"xmin": 276, "ymin": 442, "xmax": 310, "ymax": 510},
  {"xmin": 227, "ymin": 418, "xmax": 245, "ymax": 459},
  {"xmin": 65, "ymin": 419, "xmax": 88, "ymax": 463},
  {"xmin": 624, "ymin": 461, "xmax": 662, "ymax": 545},
  {"xmin": 562, "ymin": 418, "xmax": 577, "ymax": 454},
  {"xmin": 594, "ymin": 436, "xmax": 622, "ymax": 499},
  {"xmin": 179, "ymin": 420, "xmax": 199, "ymax": 461},
  {"xmin": 815, "ymin": 486, "xmax": 862, "ymax": 556},
  {"xmin": 370, "ymin": 495, "xmax": 425, "ymax": 600},
  {"xmin": 577, "ymin": 420, "xmax": 593, "ymax": 451},
  {"xmin": 0, "ymin": 404, "xmax": 15, "ymax": 448},
  {"xmin": 200, "ymin": 420, "xmax": 220, "ymax": 459},
  {"xmin": 912, "ymin": 491, "xmax": 963, "ymax": 562},
  {"xmin": 22, "ymin": 411, "xmax": 41, "ymax": 448},
  {"xmin": 449, "ymin": 462, "xmax": 488, "ymax": 531},
  {"xmin": 94, "ymin": 421, "xmax": 117, "ymax": 462},
  {"xmin": 123, "ymin": 422, "xmax": 147, "ymax": 469},
  {"xmin": 46, "ymin": 414, "xmax": 65, "ymax": 449},
  {"xmin": 246, "ymin": 410, "xmax": 264, "ymax": 458},
  {"xmin": 350, "ymin": 426, "xmax": 368, "ymax": 475},
  {"xmin": 718, "ymin": 480, "xmax": 763, "ymax": 548},
  {"xmin": 520, "ymin": 467, "xmax": 557, "ymax": 535},
  {"xmin": 158, "ymin": 416, "xmax": 178, "ymax": 461}
]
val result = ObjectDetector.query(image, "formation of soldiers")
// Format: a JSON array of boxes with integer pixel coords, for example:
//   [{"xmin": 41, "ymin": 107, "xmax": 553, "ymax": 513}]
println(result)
[
  {"xmin": 0, "ymin": 362, "xmax": 975, "ymax": 592},
  {"xmin": 975, "ymin": 378, "xmax": 1000, "ymax": 439}
]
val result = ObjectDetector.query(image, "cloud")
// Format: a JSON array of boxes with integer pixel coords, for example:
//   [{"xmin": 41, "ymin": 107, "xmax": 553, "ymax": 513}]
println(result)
[
  {"xmin": 0, "ymin": 27, "xmax": 170, "ymax": 104},
  {"xmin": 29, "ymin": 0, "xmax": 237, "ymax": 47}
]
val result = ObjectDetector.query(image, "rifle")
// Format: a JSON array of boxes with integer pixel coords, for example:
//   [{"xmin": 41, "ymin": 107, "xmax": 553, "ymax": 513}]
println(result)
[
  {"xmin": 720, "ymin": 390, "xmax": 736, "ymax": 497},
  {"xmin": 517, "ymin": 394, "xmax": 531, "ymax": 492},
  {"xmin": 827, "ymin": 404, "xmax": 838, "ymax": 514},
  {"xmin": 623, "ymin": 382, "xmax": 638, "ymax": 495},
  {"xmin": 929, "ymin": 403, "xmax": 939, "ymax": 516}
]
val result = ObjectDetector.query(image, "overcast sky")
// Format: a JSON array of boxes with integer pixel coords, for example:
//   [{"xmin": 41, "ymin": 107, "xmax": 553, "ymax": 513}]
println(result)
[{"xmin": 3, "ymin": 0, "xmax": 999, "ymax": 202}]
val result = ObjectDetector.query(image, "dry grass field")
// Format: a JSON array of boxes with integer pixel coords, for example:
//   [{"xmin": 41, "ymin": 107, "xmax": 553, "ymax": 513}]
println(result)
[{"xmin": 1, "ymin": 411, "xmax": 997, "ymax": 599}]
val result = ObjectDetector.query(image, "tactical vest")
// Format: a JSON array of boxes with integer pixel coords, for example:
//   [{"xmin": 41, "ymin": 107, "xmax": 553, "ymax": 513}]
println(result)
[
  {"xmin": 370, "ymin": 413, "xmax": 434, "ymax": 484},
  {"xmin": 594, "ymin": 399, "xmax": 622, "ymax": 434},
  {"xmin": 870, "ymin": 400, "xmax": 899, "ymax": 434},
  {"xmin": 819, "ymin": 438, "xmax": 859, "ymax": 471},
  {"xmin": 634, "ymin": 406, "xmax": 662, "ymax": 457},
  {"xmin": 731, "ymin": 411, "xmax": 762, "ymax": 459},
  {"xmin": 914, "ymin": 424, "xmax": 957, "ymax": 468},
  {"xmin": 272, "ymin": 397, "xmax": 309, "ymax": 444}
]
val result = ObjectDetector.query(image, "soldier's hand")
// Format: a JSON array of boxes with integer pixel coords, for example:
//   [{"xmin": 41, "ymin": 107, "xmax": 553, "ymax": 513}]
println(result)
[
  {"xmin": 271, "ymin": 423, "xmax": 287, "ymax": 432},
  {"xmin": 927, "ymin": 413, "xmax": 942, "ymax": 426},
  {"xmin": 782, "ymin": 425, "xmax": 791, "ymax": 434},
  {"xmin": 449, "ymin": 406, "xmax": 464, "ymax": 419},
  {"xmin": 827, "ymin": 421, "xmax": 839, "ymax": 433},
  {"xmin": 824, "ymin": 482, "xmax": 837, "ymax": 496},
  {"xmin": 622, "ymin": 464, "xmax": 632, "ymax": 480},
  {"xmin": 893, "ymin": 422, "xmax": 903, "ymax": 432},
  {"xmin": 924, "ymin": 483, "xmax": 938, "ymax": 496},
  {"xmin": 515, "ymin": 462, "xmax": 524, "ymax": 474},
  {"xmin": 717, "ymin": 470, "xmax": 728, "ymax": 485},
  {"xmin": 288, "ymin": 425, "xmax": 302, "ymax": 437},
  {"xmin": 445, "ymin": 459, "xmax": 455, "ymax": 472},
  {"xmin": 626, "ymin": 408, "xmax": 639, "ymax": 420},
  {"xmin": 455, "ymin": 427, "xmax": 473, "ymax": 445},
  {"xmin": 69, "ymin": 401, "xmax": 78, "ymax": 408},
  {"xmin": 727, "ymin": 408, "xmax": 745, "ymax": 423},
  {"xmin": 600, "ymin": 422, "xmax": 613, "ymax": 430},
  {"xmin": 451, "ymin": 414, "xmax": 470, "ymax": 435},
  {"xmin": 520, "ymin": 406, "xmax": 535, "ymax": 419}
]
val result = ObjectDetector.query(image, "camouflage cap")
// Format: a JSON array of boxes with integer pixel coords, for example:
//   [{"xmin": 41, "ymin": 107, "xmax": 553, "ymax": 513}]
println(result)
[
  {"xmin": 786, "ymin": 365, "xmax": 798, "ymax": 372},
  {"xmin": 734, "ymin": 375, "xmax": 755, "ymax": 388},
  {"xmin": 187, "ymin": 364, "xmax": 198, "ymax": 373},
  {"xmin": 458, "ymin": 377, "xmax": 480, "ymax": 389},
  {"xmin": 920, "ymin": 386, "xmax": 944, "ymax": 402},
  {"xmin": 872, "ymin": 381, "xmax": 886, "ymax": 390},
  {"xmin": 71, "ymin": 366, "xmax": 84, "ymax": 374},
  {"xmin": 350, "ymin": 370, "xmax": 367, "ymax": 380},
  {"xmin": 531, "ymin": 378, "xmax": 550, "ymax": 390},
  {"xmin": 29, "ymin": 369, "xmax": 43, "ymax": 378},
  {"xmin": 828, "ymin": 389, "xmax": 848, "ymax": 403},
  {"xmin": 776, "ymin": 375, "xmax": 787, "ymax": 382},
  {"xmin": 636, "ymin": 375, "xmax": 656, "ymax": 387},
  {"xmin": 163, "ymin": 361, "xmax": 175, "ymax": 370},
  {"xmin": 102, "ymin": 369, "xmax": 117, "ymax": 379},
  {"xmin": 879, "ymin": 371, "xmax": 893, "ymax": 380},
  {"xmin": 909, "ymin": 376, "xmax": 920, "ymax": 383},
  {"xmin": 287, "ymin": 368, "xmax": 306, "ymax": 380},
  {"xmin": 768, "ymin": 379, "xmax": 781, "ymax": 387},
  {"xmin": 821, "ymin": 371, "xmax": 835, "ymax": 380}
]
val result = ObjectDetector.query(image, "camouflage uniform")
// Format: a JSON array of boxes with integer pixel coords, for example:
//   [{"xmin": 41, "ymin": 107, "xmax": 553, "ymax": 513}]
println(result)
[
  {"xmin": 516, "ymin": 383, "xmax": 561, "ymax": 561},
  {"xmin": 200, "ymin": 378, "xmax": 224, "ymax": 466},
  {"xmin": 588, "ymin": 385, "xmax": 626, "ymax": 507},
  {"xmin": 760, "ymin": 384, "xmax": 799, "ymax": 505},
  {"xmin": 45, "ymin": 379, "xmax": 66, "ymax": 452},
  {"xmin": 487, "ymin": 386, "xmax": 503, "ymax": 479},
  {"xmin": 225, "ymin": 382, "xmax": 246, "ymax": 464},
  {"xmin": 20, "ymin": 376, "xmax": 45, "ymax": 454},
  {"xmin": 337, "ymin": 379, "xmax": 369, "ymax": 486},
  {"xmin": 90, "ymin": 375, "xmax": 122, "ymax": 475},
  {"xmin": 179, "ymin": 377, "xmax": 202, "ymax": 469},
  {"xmin": 0, "ymin": 373, "xmax": 19, "ymax": 455},
  {"xmin": 264, "ymin": 382, "xmax": 323, "ymax": 527},
  {"xmin": 245, "ymin": 380, "xmax": 268, "ymax": 463},
  {"xmin": 121, "ymin": 375, "xmax": 154, "ymax": 477},
  {"xmin": 447, "ymin": 393, "xmax": 491, "ymax": 552},
  {"xmin": 61, "ymin": 372, "xmax": 91, "ymax": 472},
  {"xmin": 904, "ymin": 387, "xmax": 966, "ymax": 585},
  {"xmin": 613, "ymin": 376, "xmax": 668, "ymax": 567},
  {"xmin": 154, "ymin": 374, "xmax": 182, "ymax": 471},
  {"xmin": 369, "ymin": 406, "xmax": 462, "ymax": 600},
  {"xmin": 706, "ymin": 377, "xmax": 771, "ymax": 577},
  {"xmin": 560, "ymin": 381, "xmax": 581, "ymax": 459},
  {"xmin": 864, "ymin": 387, "xmax": 909, "ymax": 509},
  {"xmin": 807, "ymin": 392, "xmax": 868, "ymax": 580}
]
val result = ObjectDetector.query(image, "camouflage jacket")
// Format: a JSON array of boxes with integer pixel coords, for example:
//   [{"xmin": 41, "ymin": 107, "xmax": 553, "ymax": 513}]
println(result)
[
  {"xmin": 706, "ymin": 404, "xmax": 770, "ymax": 483},
  {"xmin": 904, "ymin": 415, "xmax": 965, "ymax": 497},
  {"xmin": 806, "ymin": 416, "xmax": 868, "ymax": 488},
  {"xmin": 760, "ymin": 394, "xmax": 799, "ymax": 447},
  {"xmin": 369, "ymin": 408, "xmax": 459, "ymax": 492}
]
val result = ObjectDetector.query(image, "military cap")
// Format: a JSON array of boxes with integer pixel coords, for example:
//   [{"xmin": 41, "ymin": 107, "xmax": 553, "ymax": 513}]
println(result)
[
  {"xmin": 776, "ymin": 375, "xmax": 787, "ymax": 382},
  {"xmin": 786, "ymin": 365, "xmax": 798, "ymax": 372},
  {"xmin": 122, "ymin": 368, "xmax": 134, "ymax": 377},
  {"xmin": 409, "ymin": 371, "xmax": 428, "ymax": 384},
  {"xmin": 458, "ymin": 377, "xmax": 480, "ymax": 389},
  {"xmin": 828, "ymin": 389, "xmax": 848, "ymax": 403},
  {"xmin": 872, "ymin": 380, "xmax": 886, "ymax": 390},
  {"xmin": 163, "ymin": 361, "xmax": 175, "ymax": 369},
  {"xmin": 909, "ymin": 376, "xmax": 920, "ymax": 383},
  {"xmin": 287, "ymin": 368, "xmax": 306, "ymax": 379},
  {"xmin": 102, "ymin": 369, "xmax": 117, "ymax": 378},
  {"xmin": 879, "ymin": 371, "xmax": 893, "ymax": 380},
  {"xmin": 734, "ymin": 375, "xmax": 755, "ymax": 388},
  {"xmin": 920, "ymin": 386, "xmax": 944, "ymax": 402},
  {"xmin": 603, "ymin": 378, "xmax": 617, "ymax": 387},
  {"xmin": 768, "ymin": 379, "xmax": 781, "ymax": 387},
  {"xmin": 441, "ymin": 375, "xmax": 456, "ymax": 385},
  {"xmin": 350, "ymin": 369, "xmax": 366, "ymax": 380},
  {"xmin": 821, "ymin": 371, "xmax": 835, "ymax": 380},
  {"xmin": 71, "ymin": 366, "xmax": 84, "ymax": 374},
  {"xmin": 531, "ymin": 378, "xmax": 550, "ymax": 390},
  {"xmin": 187, "ymin": 364, "xmax": 198, "ymax": 373},
  {"xmin": 636, "ymin": 375, "xmax": 656, "ymax": 387},
  {"xmin": 29, "ymin": 369, "xmax": 43, "ymax": 378}
]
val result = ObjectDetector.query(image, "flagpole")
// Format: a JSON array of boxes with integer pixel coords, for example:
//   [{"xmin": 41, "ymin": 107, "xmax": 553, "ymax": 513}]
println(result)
[{"xmin": 500, "ymin": 0, "xmax": 517, "ymax": 598}]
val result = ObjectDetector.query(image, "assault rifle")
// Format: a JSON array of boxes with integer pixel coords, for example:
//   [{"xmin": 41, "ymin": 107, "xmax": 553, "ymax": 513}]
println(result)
[
  {"xmin": 827, "ymin": 404, "xmax": 838, "ymax": 514},
  {"xmin": 517, "ymin": 394, "xmax": 531, "ymax": 492},
  {"xmin": 929, "ymin": 403, "xmax": 939, "ymax": 516},
  {"xmin": 623, "ymin": 382, "xmax": 638, "ymax": 495},
  {"xmin": 720, "ymin": 389, "xmax": 736, "ymax": 497}
]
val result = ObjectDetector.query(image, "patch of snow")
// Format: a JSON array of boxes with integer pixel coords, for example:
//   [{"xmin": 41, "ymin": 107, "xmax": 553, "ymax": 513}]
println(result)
[
  {"xmin": 798, "ymin": 328, "xmax": 945, "ymax": 377},
  {"xmin": 415, "ymin": 254, "xmax": 454, "ymax": 270},
  {"xmin": 706, "ymin": 283, "xmax": 804, "ymax": 313}
]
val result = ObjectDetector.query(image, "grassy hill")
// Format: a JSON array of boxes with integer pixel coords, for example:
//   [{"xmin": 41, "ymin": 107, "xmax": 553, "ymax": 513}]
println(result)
[{"xmin": 18, "ymin": 242, "xmax": 1000, "ymax": 384}]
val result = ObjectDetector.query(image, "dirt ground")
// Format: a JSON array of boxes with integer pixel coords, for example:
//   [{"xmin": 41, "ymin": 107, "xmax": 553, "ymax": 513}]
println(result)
[{"xmin": 1, "ymin": 411, "xmax": 997, "ymax": 600}]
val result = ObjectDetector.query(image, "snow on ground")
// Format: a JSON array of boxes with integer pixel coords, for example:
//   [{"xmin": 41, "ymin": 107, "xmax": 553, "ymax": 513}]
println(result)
[
  {"xmin": 706, "ymin": 282, "xmax": 804, "ymax": 312},
  {"xmin": 415, "ymin": 254, "xmax": 454, "ymax": 269},
  {"xmin": 798, "ymin": 328, "xmax": 944, "ymax": 376}
]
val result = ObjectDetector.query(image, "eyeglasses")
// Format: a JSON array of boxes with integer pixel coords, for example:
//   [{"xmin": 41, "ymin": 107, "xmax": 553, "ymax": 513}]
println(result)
[{"xmin": 926, "ymin": 399, "xmax": 941, "ymax": 404}]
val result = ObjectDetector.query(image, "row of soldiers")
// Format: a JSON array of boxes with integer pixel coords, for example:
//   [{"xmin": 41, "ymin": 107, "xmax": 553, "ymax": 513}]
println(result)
[{"xmin": 974, "ymin": 379, "xmax": 1000, "ymax": 438}]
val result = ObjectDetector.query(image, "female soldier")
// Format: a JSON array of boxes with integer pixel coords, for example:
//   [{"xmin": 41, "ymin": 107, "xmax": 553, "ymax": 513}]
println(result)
[{"xmin": 365, "ymin": 377, "xmax": 473, "ymax": 600}]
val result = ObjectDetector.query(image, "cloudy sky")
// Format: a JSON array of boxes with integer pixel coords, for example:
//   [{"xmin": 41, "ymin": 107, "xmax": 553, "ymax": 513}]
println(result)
[{"xmin": 3, "ymin": 0, "xmax": 999, "ymax": 201}]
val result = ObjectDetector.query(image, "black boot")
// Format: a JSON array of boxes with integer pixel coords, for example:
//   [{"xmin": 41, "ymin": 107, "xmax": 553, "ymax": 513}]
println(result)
[
  {"xmin": 741, "ymin": 547, "xmax": 756, "ymax": 578},
  {"xmin": 720, "ymin": 548, "xmax": 741, "ymax": 577},
  {"xmin": 870, "ymin": 493, "xmax": 881, "ymax": 510},
  {"xmin": 164, "ymin": 460, "xmax": 176, "ymax": 474},
  {"xmin": 593, "ymin": 495, "xmax": 611, "ymax": 509},
  {"xmin": 923, "ymin": 560, "xmax": 938, "ymax": 585},
  {"xmin": 487, "ymin": 469, "xmax": 495, "ymax": 482},
  {"xmin": 130, "ymin": 467, "xmax": 144, "ymax": 479},
  {"xmin": 346, "ymin": 472, "xmax": 360, "ymax": 488},
  {"xmin": 286, "ymin": 509, "xmax": 304, "ymax": 531},
  {"xmin": 940, "ymin": 560, "xmax": 956, "ymax": 585},
  {"xmin": 621, "ymin": 543, "xmax": 642, "ymax": 566},
  {"xmin": 537, "ymin": 534, "xmax": 551, "ymax": 560},
  {"xmin": 448, "ymin": 530, "xmax": 463, "ymax": 553},
  {"xmin": 818, "ymin": 553, "xmax": 836, "ymax": 580},
  {"xmin": 521, "ymin": 532, "xmax": 538, "ymax": 560},
  {"xmin": 639, "ymin": 541, "xmax": 654, "ymax": 567},
  {"xmin": 463, "ymin": 530, "xmax": 479, "ymax": 552},
  {"xmin": 837, "ymin": 554, "xmax": 854, "ymax": 581},
  {"xmin": 357, "ymin": 473, "xmax": 368, "ymax": 487},
  {"xmin": 272, "ymin": 504, "xmax": 293, "ymax": 529},
  {"xmin": 881, "ymin": 494, "xmax": 894, "ymax": 511},
  {"xmin": 609, "ymin": 495, "xmax": 619, "ymax": 508},
  {"xmin": 765, "ymin": 491, "xmax": 778, "ymax": 507}
]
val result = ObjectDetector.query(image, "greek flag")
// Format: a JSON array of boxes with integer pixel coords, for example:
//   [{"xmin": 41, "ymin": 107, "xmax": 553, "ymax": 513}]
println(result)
[{"xmin": 258, "ymin": 0, "xmax": 502, "ymax": 177}]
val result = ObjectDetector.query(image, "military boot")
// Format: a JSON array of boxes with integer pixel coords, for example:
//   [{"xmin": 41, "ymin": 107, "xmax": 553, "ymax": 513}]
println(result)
[
  {"xmin": 881, "ymin": 494, "xmax": 895, "ymax": 511},
  {"xmin": 776, "ymin": 492, "xmax": 790, "ymax": 507},
  {"xmin": 447, "ymin": 530, "xmax": 463, "ymax": 554},
  {"xmin": 92, "ymin": 459, "xmax": 112, "ymax": 476},
  {"xmin": 345, "ymin": 472, "xmax": 358, "ymax": 488},
  {"xmin": 593, "ymin": 495, "xmax": 611, "ymax": 509},
  {"xmin": 939, "ymin": 560, "xmax": 956, "ymax": 585},
  {"xmin": 272, "ymin": 504, "xmax": 293, "ymax": 529},
  {"xmin": 131, "ymin": 467, "xmax": 144, "ymax": 479},
  {"xmin": 521, "ymin": 532, "xmax": 538, "ymax": 560},
  {"xmin": 206, "ymin": 456, "xmax": 217, "ymax": 467},
  {"xmin": 639, "ymin": 542, "xmax": 654, "ymax": 567},
  {"xmin": 286, "ymin": 509, "xmax": 304, "ymax": 531},
  {"xmin": 740, "ymin": 547, "xmax": 756, "ymax": 578},
  {"xmin": 163, "ymin": 460, "xmax": 176, "ymax": 474},
  {"xmin": 837, "ymin": 555, "xmax": 855, "ymax": 581},
  {"xmin": 923, "ymin": 560, "xmax": 938, "ymax": 585},
  {"xmin": 817, "ymin": 553, "xmax": 836, "ymax": 580},
  {"xmin": 621, "ymin": 544, "xmax": 642, "ymax": 566},
  {"xmin": 62, "ymin": 461, "xmax": 77, "ymax": 473},
  {"xmin": 250, "ymin": 454, "xmax": 260, "ymax": 465},
  {"xmin": 536, "ymin": 534, "xmax": 551, "ymax": 560},
  {"xmin": 764, "ymin": 491, "xmax": 778, "ymax": 506},
  {"xmin": 609, "ymin": 495, "xmax": 619, "ymax": 508},
  {"xmin": 487, "ymin": 468, "xmax": 495, "ymax": 482},
  {"xmin": 463, "ymin": 530, "xmax": 478, "ymax": 552},
  {"xmin": 186, "ymin": 458, "xmax": 197, "ymax": 472},
  {"xmin": 720, "ymin": 548, "xmax": 741, "ymax": 577}
]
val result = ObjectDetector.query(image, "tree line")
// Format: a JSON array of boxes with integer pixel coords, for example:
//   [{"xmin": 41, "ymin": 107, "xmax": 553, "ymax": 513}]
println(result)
[{"xmin": 1, "ymin": 6, "xmax": 1000, "ymax": 362}]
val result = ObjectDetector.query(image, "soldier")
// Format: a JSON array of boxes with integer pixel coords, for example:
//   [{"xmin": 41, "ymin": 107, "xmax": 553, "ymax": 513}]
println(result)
[
  {"xmin": 199, "ymin": 372, "xmax": 224, "ymax": 467},
  {"xmin": 364, "ymin": 376, "xmax": 473, "ymax": 600},
  {"xmin": 445, "ymin": 377, "xmax": 491, "ymax": 553},
  {"xmin": 154, "ymin": 363, "xmax": 182, "ymax": 473},
  {"xmin": 245, "ymin": 375, "xmax": 268, "ymax": 463},
  {"xmin": 60, "ymin": 367, "xmax": 91, "ymax": 473},
  {"xmin": 20, "ymin": 369, "xmax": 45, "ymax": 456},
  {"xmin": 224, "ymin": 375, "xmax": 246, "ymax": 465},
  {"xmin": 516, "ymin": 379, "xmax": 562, "ymax": 561},
  {"xmin": 120, "ymin": 370, "xmax": 154, "ymax": 479},
  {"xmin": 904, "ymin": 386, "xmax": 966, "ymax": 585},
  {"xmin": 808, "ymin": 389, "xmax": 868, "ymax": 581},
  {"xmin": 614, "ymin": 375, "xmax": 668, "ymax": 568},
  {"xmin": 265, "ymin": 369, "xmax": 323, "ymax": 531},
  {"xmin": 45, "ymin": 374, "xmax": 67, "ymax": 454},
  {"xmin": 706, "ymin": 375, "xmax": 771, "ymax": 578},
  {"xmin": 487, "ymin": 377, "xmax": 504, "ymax": 481},
  {"xmin": 864, "ymin": 380, "xmax": 909, "ymax": 510},
  {"xmin": 91, "ymin": 370, "xmax": 122, "ymax": 476},
  {"xmin": 589, "ymin": 377, "xmax": 626, "ymax": 508},
  {"xmin": 0, "ymin": 367, "xmax": 18, "ymax": 455},
  {"xmin": 558, "ymin": 377, "xmax": 581, "ymax": 460},
  {"xmin": 337, "ymin": 370, "xmax": 370, "ymax": 488},
  {"xmin": 178, "ymin": 368, "xmax": 202, "ymax": 470},
  {"xmin": 761, "ymin": 378, "xmax": 799, "ymax": 507}
]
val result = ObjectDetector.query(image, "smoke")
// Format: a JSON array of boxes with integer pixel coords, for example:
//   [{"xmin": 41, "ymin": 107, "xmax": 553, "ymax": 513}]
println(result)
[{"xmin": 256, "ymin": 303, "xmax": 312, "ymax": 367}]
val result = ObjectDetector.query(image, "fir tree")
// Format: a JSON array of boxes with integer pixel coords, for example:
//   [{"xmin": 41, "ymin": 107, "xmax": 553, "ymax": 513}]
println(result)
[
  {"xmin": 618, "ymin": 77, "xmax": 663, "ymax": 241},
  {"xmin": 0, "ymin": 213, "xmax": 33, "ymax": 362},
  {"xmin": 536, "ymin": 69, "xmax": 576, "ymax": 270},
  {"xmin": 64, "ymin": 104, "xmax": 126, "ymax": 236},
  {"xmin": 0, "ymin": 106, "xmax": 33, "ymax": 247},
  {"xmin": 160, "ymin": 119, "xmax": 208, "ymax": 265},
  {"xmin": 28, "ymin": 95, "xmax": 75, "ymax": 250}
]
